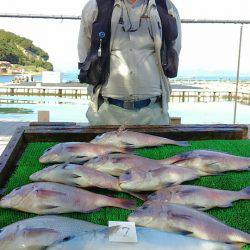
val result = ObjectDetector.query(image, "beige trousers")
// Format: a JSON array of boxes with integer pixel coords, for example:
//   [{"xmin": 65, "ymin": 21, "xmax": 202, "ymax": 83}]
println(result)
[{"xmin": 86, "ymin": 101, "xmax": 170, "ymax": 125}]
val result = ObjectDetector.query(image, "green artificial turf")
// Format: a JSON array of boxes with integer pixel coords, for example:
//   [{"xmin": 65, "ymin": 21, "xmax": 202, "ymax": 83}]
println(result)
[{"xmin": 0, "ymin": 140, "xmax": 249, "ymax": 248}]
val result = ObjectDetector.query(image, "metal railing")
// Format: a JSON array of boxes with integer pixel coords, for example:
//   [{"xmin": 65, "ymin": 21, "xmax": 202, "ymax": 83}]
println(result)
[
  {"xmin": 0, "ymin": 13, "xmax": 250, "ymax": 124},
  {"xmin": 0, "ymin": 13, "xmax": 250, "ymax": 24}
]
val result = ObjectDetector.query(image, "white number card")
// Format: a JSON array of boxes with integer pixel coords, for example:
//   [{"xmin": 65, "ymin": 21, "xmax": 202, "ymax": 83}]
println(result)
[{"xmin": 108, "ymin": 221, "xmax": 138, "ymax": 243}]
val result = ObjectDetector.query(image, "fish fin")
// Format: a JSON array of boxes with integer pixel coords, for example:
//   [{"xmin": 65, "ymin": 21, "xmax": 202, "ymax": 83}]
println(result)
[
  {"xmin": 77, "ymin": 159, "xmax": 91, "ymax": 165},
  {"xmin": 177, "ymin": 230, "xmax": 193, "ymax": 236},
  {"xmin": 178, "ymin": 188, "xmax": 199, "ymax": 197},
  {"xmin": 37, "ymin": 205, "xmax": 60, "ymax": 210},
  {"xmin": 125, "ymin": 191, "xmax": 148, "ymax": 201},
  {"xmin": 120, "ymin": 147, "xmax": 135, "ymax": 154},
  {"xmin": 231, "ymin": 242, "xmax": 245, "ymax": 250},
  {"xmin": 191, "ymin": 205, "xmax": 208, "ymax": 210},
  {"xmin": 176, "ymin": 141, "xmax": 190, "ymax": 147},
  {"xmin": 44, "ymin": 235, "xmax": 76, "ymax": 249},
  {"xmin": 104, "ymin": 226, "xmax": 121, "ymax": 238},
  {"xmin": 67, "ymin": 182, "xmax": 83, "ymax": 188},
  {"xmin": 111, "ymin": 157, "xmax": 125, "ymax": 164},
  {"xmin": 196, "ymin": 170, "xmax": 211, "ymax": 176},
  {"xmin": 69, "ymin": 173, "xmax": 82, "ymax": 179},
  {"xmin": 164, "ymin": 182, "xmax": 176, "ymax": 188},
  {"xmin": 206, "ymin": 162, "xmax": 222, "ymax": 171},
  {"xmin": 84, "ymin": 207, "xmax": 102, "ymax": 213},
  {"xmin": 112, "ymin": 198, "xmax": 136, "ymax": 210},
  {"xmin": 117, "ymin": 125, "xmax": 127, "ymax": 133},
  {"xmin": 219, "ymin": 202, "xmax": 233, "ymax": 208},
  {"xmin": 237, "ymin": 166, "xmax": 250, "ymax": 171},
  {"xmin": 203, "ymin": 172, "xmax": 225, "ymax": 176},
  {"xmin": 17, "ymin": 227, "xmax": 59, "ymax": 238},
  {"xmin": 35, "ymin": 189, "xmax": 66, "ymax": 198},
  {"xmin": 164, "ymin": 156, "xmax": 190, "ymax": 165},
  {"xmin": 66, "ymin": 145, "xmax": 85, "ymax": 153},
  {"xmin": 167, "ymin": 210, "xmax": 193, "ymax": 221},
  {"xmin": 121, "ymin": 142, "xmax": 136, "ymax": 148},
  {"xmin": 68, "ymin": 156, "xmax": 90, "ymax": 163},
  {"xmin": 240, "ymin": 186, "xmax": 250, "ymax": 199}
]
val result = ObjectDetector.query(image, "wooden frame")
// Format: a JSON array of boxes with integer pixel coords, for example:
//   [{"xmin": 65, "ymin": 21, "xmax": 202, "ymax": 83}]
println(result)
[{"xmin": 0, "ymin": 123, "xmax": 248, "ymax": 189}]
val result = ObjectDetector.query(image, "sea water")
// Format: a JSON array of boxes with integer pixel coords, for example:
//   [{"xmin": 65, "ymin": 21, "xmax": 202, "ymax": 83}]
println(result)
[{"xmin": 0, "ymin": 95, "xmax": 249, "ymax": 124}]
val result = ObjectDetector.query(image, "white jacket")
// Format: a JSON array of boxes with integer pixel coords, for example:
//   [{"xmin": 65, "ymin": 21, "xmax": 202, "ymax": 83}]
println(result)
[{"xmin": 78, "ymin": 0, "xmax": 182, "ymax": 113}]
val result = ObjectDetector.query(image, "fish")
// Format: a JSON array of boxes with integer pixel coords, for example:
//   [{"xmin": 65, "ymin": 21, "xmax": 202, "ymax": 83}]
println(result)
[
  {"xmin": 0, "ymin": 226, "xmax": 61, "ymax": 250},
  {"xmin": 0, "ymin": 182, "xmax": 136, "ymax": 214},
  {"xmin": 45, "ymin": 226, "xmax": 239, "ymax": 250},
  {"xmin": 147, "ymin": 185, "xmax": 250, "ymax": 210},
  {"xmin": 30, "ymin": 163, "xmax": 146, "ymax": 200},
  {"xmin": 158, "ymin": 150, "xmax": 250, "ymax": 174},
  {"xmin": 90, "ymin": 129, "xmax": 189, "ymax": 148},
  {"xmin": 83, "ymin": 153, "xmax": 166, "ymax": 176},
  {"xmin": 128, "ymin": 201, "xmax": 250, "ymax": 244},
  {"xmin": 119, "ymin": 166, "xmax": 199, "ymax": 192},
  {"xmin": 39, "ymin": 142, "xmax": 132, "ymax": 164},
  {"xmin": 0, "ymin": 216, "xmax": 104, "ymax": 250},
  {"xmin": 30, "ymin": 163, "xmax": 122, "ymax": 191}
]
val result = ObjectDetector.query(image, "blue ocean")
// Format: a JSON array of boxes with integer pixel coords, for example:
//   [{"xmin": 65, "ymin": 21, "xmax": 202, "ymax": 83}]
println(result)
[
  {"xmin": 0, "ymin": 72, "xmax": 79, "ymax": 84},
  {"xmin": 1, "ymin": 72, "xmax": 250, "ymax": 83}
]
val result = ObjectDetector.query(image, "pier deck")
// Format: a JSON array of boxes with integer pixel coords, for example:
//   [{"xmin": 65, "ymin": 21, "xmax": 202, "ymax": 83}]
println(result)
[{"xmin": 0, "ymin": 84, "xmax": 249, "ymax": 104}]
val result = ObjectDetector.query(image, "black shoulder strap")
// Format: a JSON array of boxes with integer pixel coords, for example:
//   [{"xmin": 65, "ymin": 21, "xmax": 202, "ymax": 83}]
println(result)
[
  {"xmin": 89, "ymin": 0, "xmax": 115, "ymax": 53},
  {"xmin": 155, "ymin": 0, "xmax": 169, "ymax": 13}
]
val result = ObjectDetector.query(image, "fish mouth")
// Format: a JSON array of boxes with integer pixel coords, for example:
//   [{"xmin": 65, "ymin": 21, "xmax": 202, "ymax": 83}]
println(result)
[
  {"xmin": 30, "ymin": 172, "xmax": 43, "ymax": 181},
  {"xmin": 39, "ymin": 155, "xmax": 50, "ymax": 164},
  {"xmin": 0, "ymin": 196, "xmax": 10, "ymax": 208},
  {"xmin": 39, "ymin": 154, "xmax": 58, "ymax": 164},
  {"xmin": 127, "ymin": 214, "xmax": 136, "ymax": 223}
]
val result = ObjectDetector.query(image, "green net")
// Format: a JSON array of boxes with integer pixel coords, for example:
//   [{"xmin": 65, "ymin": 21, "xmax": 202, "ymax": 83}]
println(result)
[{"xmin": 0, "ymin": 140, "xmax": 249, "ymax": 248}]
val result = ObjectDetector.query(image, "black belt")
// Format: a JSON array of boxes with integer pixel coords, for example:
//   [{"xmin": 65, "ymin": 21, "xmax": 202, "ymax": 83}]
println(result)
[{"xmin": 106, "ymin": 97, "xmax": 161, "ymax": 110}]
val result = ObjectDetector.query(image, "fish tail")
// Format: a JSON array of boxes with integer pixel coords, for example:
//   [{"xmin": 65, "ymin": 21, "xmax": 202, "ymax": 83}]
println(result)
[
  {"xmin": 111, "ymin": 197, "xmax": 137, "ymax": 210},
  {"xmin": 239, "ymin": 186, "xmax": 250, "ymax": 199},
  {"xmin": 0, "ymin": 188, "xmax": 6, "ymax": 197},
  {"xmin": 232, "ymin": 229, "xmax": 250, "ymax": 244},
  {"xmin": 175, "ymin": 141, "xmax": 190, "ymax": 147}
]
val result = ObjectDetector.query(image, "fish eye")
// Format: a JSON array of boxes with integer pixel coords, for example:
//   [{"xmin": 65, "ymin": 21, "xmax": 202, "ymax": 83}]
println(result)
[
  {"xmin": 150, "ymin": 193, "xmax": 156, "ymax": 197},
  {"xmin": 61, "ymin": 164, "xmax": 69, "ymax": 169},
  {"xmin": 125, "ymin": 171, "xmax": 131, "ymax": 175},
  {"xmin": 141, "ymin": 205, "xmax": 148, "ymax": 210},
  {"xmin": 44, "ymin": 147, "xmax": 52, "ymax": 153},
  {"xmin": 62, "ymin": 235, "xmax": 75, "ymax": 242}
]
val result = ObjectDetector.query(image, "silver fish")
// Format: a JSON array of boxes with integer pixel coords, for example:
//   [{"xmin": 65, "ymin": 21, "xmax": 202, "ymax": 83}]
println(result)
[
  {"xmin": 148, "ymin": 185, "xmax": 250, "ymax": 210},
  {"xmin": 83, "ymin": 153, "xmax": 166, "ymax": 176},
  {"xmin": 119, "ymin": 166, "xmax": 199, "ymax": 192},
  {"xmin": 0, "ymin": 216, "xmax": 104, "ymax": 250},
  {"xmin": 30, "ymin": 164, "xmax": 145, "ymax": 200},
  {"xmin": 158, "ymin": 150, "xmax": 250, "ymax": 174},
  {"xmin": 30, "ymin": 163, "xmax": 121, "ymax": 191},
  {"xmin": 39, "ymin": 142, "xmax": 132, "ymax": 164},
  {"xmin": 0, "ymin": 227, "xmax": 60, "ymax": 250},
  {"xmin": 91, "ymin": 130, "xmax": 189, "ymax": 148},
  {"xmin": 46, "ymin": 226, "xmax": 238, "ymax": 250},
  {"xmin": 0, "ymin": 182, "xmax": 136, "ymax": 214},
  {"xmin": 128, "ymin": 202, "xmax": 250, "ymax": 244}
]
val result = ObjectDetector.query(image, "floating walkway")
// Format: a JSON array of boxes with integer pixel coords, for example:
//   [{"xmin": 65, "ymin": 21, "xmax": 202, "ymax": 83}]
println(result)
[{"xmin": 0, "ymin": 84, "xmax": 249, "ymax": 104}]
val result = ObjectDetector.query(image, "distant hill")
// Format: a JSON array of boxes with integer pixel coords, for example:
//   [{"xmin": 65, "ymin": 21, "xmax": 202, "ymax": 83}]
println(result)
[{"xmin": 0, "ymin": 29, "xmax": 53, "ymax": 71}]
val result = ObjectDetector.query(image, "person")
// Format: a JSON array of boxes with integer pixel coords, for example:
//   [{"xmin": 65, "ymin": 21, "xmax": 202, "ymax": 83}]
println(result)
[{"xmin": 78, "ymin": 0, "xmax": 181, "ymax": 125}]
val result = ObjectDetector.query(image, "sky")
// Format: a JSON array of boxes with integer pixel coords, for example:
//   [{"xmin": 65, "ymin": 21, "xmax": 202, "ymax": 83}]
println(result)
[{"xmin": 0, "ymin": 0, "xmax": 250, "ymax": 76}]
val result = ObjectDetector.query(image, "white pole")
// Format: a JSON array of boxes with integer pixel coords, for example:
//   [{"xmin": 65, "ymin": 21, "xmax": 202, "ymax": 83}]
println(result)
[{"xmin": 233, "ymin": 25, "xmax": 243, "ymax": 124}]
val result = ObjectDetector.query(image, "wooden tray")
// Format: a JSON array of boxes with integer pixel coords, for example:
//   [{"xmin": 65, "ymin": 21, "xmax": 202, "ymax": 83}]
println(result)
[{"xmin": 0, "ymin": 123, "xmax": 248, "ymax": 189}]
